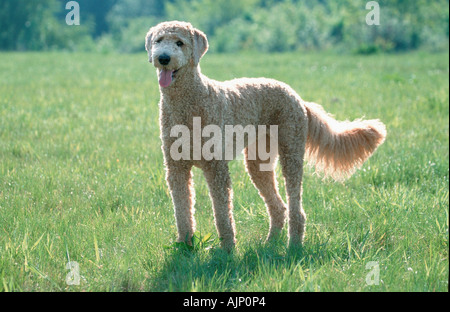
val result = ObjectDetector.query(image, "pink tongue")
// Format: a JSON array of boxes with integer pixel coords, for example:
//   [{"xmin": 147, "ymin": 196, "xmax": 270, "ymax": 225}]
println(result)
[{"xmin": 159, "ymin": 69, "xmax": 174, "ymax": 88}]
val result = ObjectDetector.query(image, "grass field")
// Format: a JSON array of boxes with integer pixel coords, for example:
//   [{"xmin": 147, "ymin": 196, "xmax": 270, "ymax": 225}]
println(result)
[{"xmin": 0, "ymin": 50, "xmax": 448, "ymax": 292}]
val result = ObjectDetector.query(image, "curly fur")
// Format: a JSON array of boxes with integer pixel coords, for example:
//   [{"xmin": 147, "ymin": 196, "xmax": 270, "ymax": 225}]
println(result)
[{"xmin": 145, "ymin": 21, "xmax": 386, "ymax": 251}]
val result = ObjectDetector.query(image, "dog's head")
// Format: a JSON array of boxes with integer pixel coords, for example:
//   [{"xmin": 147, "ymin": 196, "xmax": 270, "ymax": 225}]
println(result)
[{"xmin": 145, "ymin": 21, "xmax": 208, "ymax": 88}]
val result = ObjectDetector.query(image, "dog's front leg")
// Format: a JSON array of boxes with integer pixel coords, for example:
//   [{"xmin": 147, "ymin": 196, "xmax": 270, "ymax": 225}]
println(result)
[
  {"xmin": 202, "ymin": 161, "xmax": 236, "ymax": 251},
  {"xmin": 166, "ymin": 162, "xmax": 196, "ymax": 244}
]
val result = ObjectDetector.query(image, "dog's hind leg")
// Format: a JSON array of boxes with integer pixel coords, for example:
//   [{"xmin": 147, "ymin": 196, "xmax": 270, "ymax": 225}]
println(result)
[
  {"xmin": 202, "ymin": 161, "xmax": 236, "ymax": 251},
  {"xmin": 278, "ymin": 124, "xmax": 308, "ymax": 247},
  {"xmin": 244, "ymin": 137, "xmax": 287, "ymax": 242}
]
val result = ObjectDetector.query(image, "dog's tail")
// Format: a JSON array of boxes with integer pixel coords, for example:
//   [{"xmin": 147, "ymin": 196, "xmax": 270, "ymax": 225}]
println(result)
[{"xmin": 304, "ymin": 101, "xmax": 386, "ymax": 180}]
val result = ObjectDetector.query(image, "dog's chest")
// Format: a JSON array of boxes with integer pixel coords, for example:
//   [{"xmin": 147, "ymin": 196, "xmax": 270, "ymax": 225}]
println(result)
[
  {"xmin": 161, "ymin": 104, "xmax": 200, "ymax": 128},
  {"xmin": 160, "ymin": 97, "xmax": 226, "ymax": 129}
]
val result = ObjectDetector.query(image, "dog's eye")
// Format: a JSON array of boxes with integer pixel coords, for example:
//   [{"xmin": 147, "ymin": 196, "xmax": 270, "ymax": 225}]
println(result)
[
  {"xmin": 155, "ymin": 38, "xmax": 162, "ymax": 44},
  {"xmin": 176, "ymin": 41, "xmax": 184, "ymax": 47}
]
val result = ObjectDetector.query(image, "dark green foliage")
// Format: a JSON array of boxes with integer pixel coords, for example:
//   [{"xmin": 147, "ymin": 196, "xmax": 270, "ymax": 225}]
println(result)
[{"xmin": 0, "ymin": 0, "xmax": 448, "ymax": 52}]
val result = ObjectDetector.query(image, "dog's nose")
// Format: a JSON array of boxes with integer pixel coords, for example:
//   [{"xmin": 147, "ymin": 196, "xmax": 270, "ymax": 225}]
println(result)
[{"xmin": 158, "ymin": 54, "xmax": 171, "ymax": 65}]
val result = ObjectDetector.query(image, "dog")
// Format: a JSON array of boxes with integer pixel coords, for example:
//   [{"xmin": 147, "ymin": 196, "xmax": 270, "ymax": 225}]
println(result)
[{"xmin": 145, "ymin": 21, "xmax": 386, "ymax": 251}]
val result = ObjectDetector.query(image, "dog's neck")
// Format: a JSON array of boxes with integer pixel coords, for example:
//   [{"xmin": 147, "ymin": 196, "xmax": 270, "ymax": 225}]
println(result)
[{"xmin": 159, "ymin": 65, "xmax": 209, "ymax": 102}]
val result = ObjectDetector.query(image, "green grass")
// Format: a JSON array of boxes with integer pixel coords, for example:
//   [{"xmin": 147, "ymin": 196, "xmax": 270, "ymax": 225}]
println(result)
[{"xmin": 0, "ymin": 51, "xmax": 448, "ymax": 292}]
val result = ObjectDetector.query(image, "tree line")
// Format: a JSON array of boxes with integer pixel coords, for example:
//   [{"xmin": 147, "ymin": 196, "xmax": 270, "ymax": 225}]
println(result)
[{"xmin": 0, "ymin": 0, "xmax": 448, "ymax": 53}]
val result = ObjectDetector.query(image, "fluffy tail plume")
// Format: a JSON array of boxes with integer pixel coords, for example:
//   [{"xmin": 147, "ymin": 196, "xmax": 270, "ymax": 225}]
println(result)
[{"xmin": 304, "ymin": 101, "xmax": 386, "ymax": 180}]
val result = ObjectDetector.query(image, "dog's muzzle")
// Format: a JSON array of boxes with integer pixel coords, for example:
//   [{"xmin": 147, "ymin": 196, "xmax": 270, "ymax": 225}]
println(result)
[{"xmin": 158, "ymin": 54, "xmax": 171, "ymax": 65}]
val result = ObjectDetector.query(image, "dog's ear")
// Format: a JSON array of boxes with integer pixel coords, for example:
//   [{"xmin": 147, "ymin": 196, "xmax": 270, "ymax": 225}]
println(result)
[
  {"xmin": 192, "ymin": 28, "xmax": 208, "ymax": 66},
  {"xmin": 145, "ymin": 27, "xmax": 154, "ymax": 63}
]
